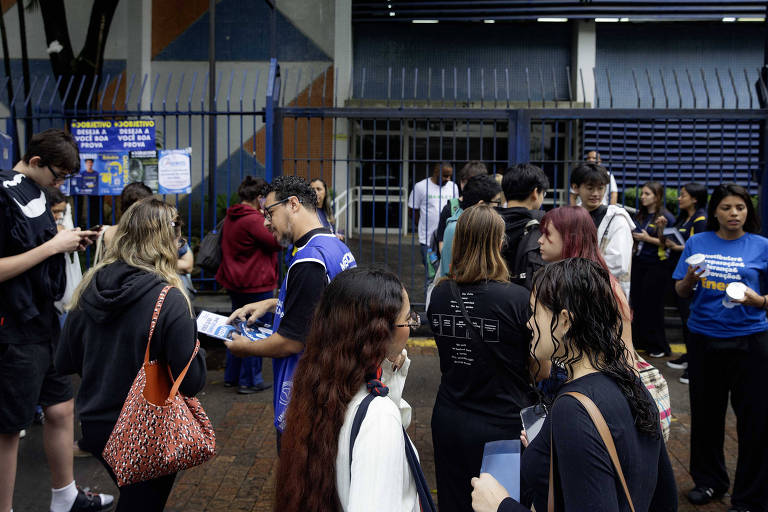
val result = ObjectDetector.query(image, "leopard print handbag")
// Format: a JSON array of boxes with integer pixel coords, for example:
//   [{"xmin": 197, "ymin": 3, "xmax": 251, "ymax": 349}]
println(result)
[{"xmin": 102, "ymin": 285, "xmax": 216, "ymax": 487}]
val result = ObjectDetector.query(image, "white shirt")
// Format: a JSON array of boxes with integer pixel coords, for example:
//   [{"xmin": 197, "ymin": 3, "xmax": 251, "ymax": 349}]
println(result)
[
  {"xmin": 408, "ymin": 178, "xmax": 459, "ymax": 244},
  {"xmin": 335, "ymin": 355, "xmax": 419, "ymax": 512}
]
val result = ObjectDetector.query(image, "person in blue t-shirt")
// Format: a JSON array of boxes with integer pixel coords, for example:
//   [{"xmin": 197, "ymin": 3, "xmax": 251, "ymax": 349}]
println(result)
[
  {"xmin": 630, "ymin": 182, "xmax": 676, "ymax": 357},
  {"xmin": 673, "ymin": 183, "xmax": 768, "ymax": 511},
  {"xmin": 656, "ymin": 182, "xmax": 708, "ymax": 383}
]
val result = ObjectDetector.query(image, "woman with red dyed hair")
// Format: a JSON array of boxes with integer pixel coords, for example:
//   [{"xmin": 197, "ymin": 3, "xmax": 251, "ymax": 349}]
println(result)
[
  {"xmin": 274, "ymin": 268, "xmax": 422, "ymax": 512},
  {"xmin": 538, "ymin": 205, "xmax": 635, "ymax": 355}
]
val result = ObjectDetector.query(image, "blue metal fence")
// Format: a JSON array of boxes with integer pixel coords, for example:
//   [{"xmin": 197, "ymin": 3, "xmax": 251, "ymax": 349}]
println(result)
[{"xmin": 2, "ymin": 61, "xmax": 767, "ymax": 302}]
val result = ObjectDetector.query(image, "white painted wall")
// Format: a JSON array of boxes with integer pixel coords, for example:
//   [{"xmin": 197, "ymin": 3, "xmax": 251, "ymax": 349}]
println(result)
[{"xmin": 572, "ymin": 19, "xmax": 596, "ymax": 106}]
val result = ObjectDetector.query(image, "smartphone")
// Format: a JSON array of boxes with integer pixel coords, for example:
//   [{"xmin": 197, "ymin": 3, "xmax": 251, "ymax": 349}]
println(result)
[
  {"xmin": 88, "ymin": 225, "xmax": 103, "ymax": 232},
  {"xmin": 520, "ymin": 404, "xmax": 547, "ymax": 443}
]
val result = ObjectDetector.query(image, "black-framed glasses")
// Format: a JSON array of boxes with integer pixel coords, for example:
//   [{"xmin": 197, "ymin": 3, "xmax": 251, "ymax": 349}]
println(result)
[
  {"xmin": 263, "ymin": 197, "xmax": 292, "ymax": 221},
  {"xmin": 395, "ymin": 310, "xmax": 421, "ymax": 330},
  {"xmin": 47, "ymin": 165, "xmax": 75, "ymax": 181},
  {"xmin": 488, "ymin": 200, "xmax": 502, "ymax": 208}
]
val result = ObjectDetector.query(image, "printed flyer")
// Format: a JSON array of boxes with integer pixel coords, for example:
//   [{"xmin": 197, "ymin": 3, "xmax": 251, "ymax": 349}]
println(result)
[{"xmin": 158, "ymin": 148, "xmax": 192, "ymax": 194}]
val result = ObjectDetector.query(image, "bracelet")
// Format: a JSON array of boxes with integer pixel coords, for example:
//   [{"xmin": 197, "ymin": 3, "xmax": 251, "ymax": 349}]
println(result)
[{"xmin": 762, "ymin": 295, "xmax": 767, "ymax": 310}]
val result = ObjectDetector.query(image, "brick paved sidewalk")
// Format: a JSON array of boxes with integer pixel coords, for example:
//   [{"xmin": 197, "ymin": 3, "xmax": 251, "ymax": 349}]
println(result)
[
  {"xmin": 11, "ymin": 338, "xmax": 738, "ymax": 511},
  {"xmin": 164, "ymin": 341, "xmax": 738, "ymax": 512}
]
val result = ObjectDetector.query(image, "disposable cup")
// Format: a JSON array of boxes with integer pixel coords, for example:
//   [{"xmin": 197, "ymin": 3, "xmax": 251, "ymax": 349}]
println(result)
[
  {"xmin": 722, "ymin": 282, "xmax": 747, "ymax": 309},
  {"xmin": 685, "ymin": 253, "xmax": 710, "ymax": 277}
]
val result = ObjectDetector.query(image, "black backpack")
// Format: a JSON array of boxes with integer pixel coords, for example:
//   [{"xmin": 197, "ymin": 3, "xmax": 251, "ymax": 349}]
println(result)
[
  {"xmin": 196, "ymin": 218, "xmax": 225, "ymax": 274},
  {"xmin": 503, "ymin": 214, "xmax": 544, "ymax": 290}
]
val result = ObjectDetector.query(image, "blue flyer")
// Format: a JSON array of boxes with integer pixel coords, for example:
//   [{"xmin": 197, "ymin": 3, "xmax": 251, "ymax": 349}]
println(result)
[
  {"xmin": 480, "ymin": 440, "xmax": 521, "ymax": 501},
  {"xmin": 158, "ymin": 148, "xmax": 192, "ymax": 194},
  {"xmin": 71, "ymin": 153, "xmax": 129, "ymax": 196}
]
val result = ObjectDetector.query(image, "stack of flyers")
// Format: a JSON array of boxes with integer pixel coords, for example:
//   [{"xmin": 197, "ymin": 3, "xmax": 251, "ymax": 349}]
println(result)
[
  {"xmin": 197, "ymin": 310, "xmax": 272, "ymax": 342},
  {"xmin": 237, "ymin": 320, "xmax": 273, "ymax": 341}
]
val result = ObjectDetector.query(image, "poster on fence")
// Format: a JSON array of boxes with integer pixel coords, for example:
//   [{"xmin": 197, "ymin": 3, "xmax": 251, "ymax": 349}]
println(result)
[
  {"xmin": 128, "ymin": 150, "xmax": 159, "ymax": 192},
  {"xmin": 158, "ymin": 148, "xmax": 192, "ymax": 194},
  {"xmin": 70, "ymin": 120, "xmax": 156, "ymax": 152},
  {"xmin": 72, "ymin": 153, "xmax": 129, "ymax": 195},
  {"xmin": 67, "ymin": 120, "xmax": 157, "ymax": 196}
]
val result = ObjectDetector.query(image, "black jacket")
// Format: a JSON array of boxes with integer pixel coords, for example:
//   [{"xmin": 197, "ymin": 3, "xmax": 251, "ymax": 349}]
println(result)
[{"xmin": 56, "ymin": 261, "xmax": 207, "ymax": 424}]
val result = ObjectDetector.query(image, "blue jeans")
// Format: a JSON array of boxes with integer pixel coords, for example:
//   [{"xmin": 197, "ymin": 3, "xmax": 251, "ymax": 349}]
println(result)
[{"xmin": 224, "ymin": 290, "xmax": 274, "ymax": 387}]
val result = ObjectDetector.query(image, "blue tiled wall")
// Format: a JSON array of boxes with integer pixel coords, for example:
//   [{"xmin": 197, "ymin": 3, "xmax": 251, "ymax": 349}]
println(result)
[
  {"xmin": 352, "ymin": 22, "xmax": 572, "ymax": 102},
  {"xmin": 595, "ymin": 22, "xmax": 764, "ymax": 108}
]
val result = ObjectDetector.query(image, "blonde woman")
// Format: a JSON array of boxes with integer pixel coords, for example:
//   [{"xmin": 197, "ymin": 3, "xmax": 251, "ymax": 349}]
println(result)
[
  {"xmin": 55, "ymin": 198, "xmax": 207, "ymax": 511},
  {"xmin": 426, "ymin": 204, "xmax": 536, "ymax": 512}
]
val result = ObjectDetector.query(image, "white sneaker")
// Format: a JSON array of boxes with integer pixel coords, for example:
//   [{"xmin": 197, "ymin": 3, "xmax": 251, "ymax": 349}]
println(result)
[
  {"xmin": 666, "ymin": 356, "xmax": 688, "ymax": 370},
  {"xmin": 648, "ymin": 352, "xmax": 667, "ymax": 358}
]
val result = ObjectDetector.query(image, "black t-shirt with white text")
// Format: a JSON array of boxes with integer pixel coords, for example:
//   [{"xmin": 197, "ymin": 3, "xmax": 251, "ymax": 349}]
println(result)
[{"xmin": 427, "ymin": 279, "xmax": 535, "ymax": 421}]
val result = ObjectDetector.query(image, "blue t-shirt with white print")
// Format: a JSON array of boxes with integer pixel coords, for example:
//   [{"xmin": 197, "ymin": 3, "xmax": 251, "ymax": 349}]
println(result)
[{"xmin": 672, "ymin": 231, "xmax": 768, "ymax": 338}]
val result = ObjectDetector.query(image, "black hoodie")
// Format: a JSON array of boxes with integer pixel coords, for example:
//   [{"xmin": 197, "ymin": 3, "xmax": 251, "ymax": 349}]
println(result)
[{"xmin": 56, "ymin": 261, "xmax": 207, "ymax": 424}]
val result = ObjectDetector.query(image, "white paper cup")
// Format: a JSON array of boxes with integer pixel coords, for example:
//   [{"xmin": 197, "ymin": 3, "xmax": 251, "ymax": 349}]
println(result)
[
  {"xmin": 723, "ymin": 282, "xmax": 747, "ymax": 309},
  {"xmin": 685, "ymin": 253, "xmax": 710, "ymax": 277}
]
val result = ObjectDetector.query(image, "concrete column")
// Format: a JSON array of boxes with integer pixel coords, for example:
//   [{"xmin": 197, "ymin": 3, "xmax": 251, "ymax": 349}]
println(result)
[
  {"xmin": 125, "ymin": 0, "xmax": 152, "ymax": 110},
  {"xmin": 572, "ymin": 20, "xmax": 596, "ymax": 106},
  {"xmin": 333, "ymin": 0, "xmax": 352, "ymax": 234}
]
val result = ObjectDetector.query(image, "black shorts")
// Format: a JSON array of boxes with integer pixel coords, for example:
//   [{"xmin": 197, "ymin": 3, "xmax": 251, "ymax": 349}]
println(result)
[{"xmin": 0, "ymin": 341, "xmax": 73, "ymax": 433}]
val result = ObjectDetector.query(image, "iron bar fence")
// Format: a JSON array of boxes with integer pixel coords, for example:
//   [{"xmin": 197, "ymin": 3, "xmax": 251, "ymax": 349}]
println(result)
[{"xmin": 2, "ymin": 63, "xmax": 767, "ymax": 302}]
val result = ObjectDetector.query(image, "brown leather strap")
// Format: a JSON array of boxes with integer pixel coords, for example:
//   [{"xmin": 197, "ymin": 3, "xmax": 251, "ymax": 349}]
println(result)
[
  {"xmin": 143, "ymin": 285, "xmax": 172, "ymax": 364},
  {"xmin": 168, "ymin": 340, "xmax": 200, "ymax": 399},
  {"xmin": 547, "ymin": 391, "xmax": 636, "ymax": 512}
]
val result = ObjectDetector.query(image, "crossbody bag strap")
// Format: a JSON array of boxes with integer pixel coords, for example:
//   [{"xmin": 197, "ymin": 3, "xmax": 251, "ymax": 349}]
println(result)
[
  {"xmin": 348, "ymin": 393, "xmax": 437, "ymax": 512},
  {"xmin": 547, "ymin": 392, "xmax": 636, "ymax": 512},
  {"xmin": 348, "ymin": 393, "xmax": 376, "ymax": 478},
  {"xmin": 143, "ymin": 285, "xmax": 173, "ymax": 364},
  {"xmin": 447, "ymin": 280, "xmax": 505, "ymax": 378}
]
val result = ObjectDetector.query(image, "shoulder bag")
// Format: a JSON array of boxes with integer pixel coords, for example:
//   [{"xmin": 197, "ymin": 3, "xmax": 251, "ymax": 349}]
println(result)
[
  {"xmin": 197, "ymin": 218, "xmax": 225, "ymax": 273},
  {"xmin": 635, "ymin": 355, "xmax": 672, "ymax": 442},
  {"xmin": 548, "ymin": 391, "xmax": 635, "ymax": 512},
  {"xmin": 102, "ymin": 285, "xmax": 216, "ymax": 486}
]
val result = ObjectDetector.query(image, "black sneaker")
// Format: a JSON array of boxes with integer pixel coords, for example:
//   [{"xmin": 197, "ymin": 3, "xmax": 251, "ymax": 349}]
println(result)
[
  {"xmin": 648, "ymin": 351, "xmax": 668, "ymax": 358},
  {"xmin": 679, "ymin": 370, "xmax": 689, "ymax": 385},
  {"xmin": 727, "ymin": 508, "xmax": 752, "ymax": 512},
  {"xmin": 667, "ymin": 356, "xmax": 688, "ymax": 370},
  {"xmin": 251, "ymin": 382, "xmax": 272, "ymax": 392},
  {"xmin": 687, "ymin": 486, "xmax": 724, "ymax": 505},
  {"xmin": 69, "ymin": 487, "xmax": 114, "ymax": 511}
]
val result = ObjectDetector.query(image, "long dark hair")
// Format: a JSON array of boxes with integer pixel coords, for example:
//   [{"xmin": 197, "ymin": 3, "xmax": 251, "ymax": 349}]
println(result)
[
  {"xmin": 675, "ymin": 182, "xmax": 708, "ymax": 226},
  {"xmin": 707, "ymin": 182, "xmax": 759, "ymax": 233},
  {"xmin": 531, "ymin": 258, "xmax": 659, "ymax": 438},
  {"xmin": 636, "ymin": 181, "xmax": 670, "ymax": 225},
  {"xmin": 310, "ymin": 178, "xmax": 335, "ymax": 225},
  {"xmin": 274, "ymin": 268, "xmax": 405, "ymax": 511}
]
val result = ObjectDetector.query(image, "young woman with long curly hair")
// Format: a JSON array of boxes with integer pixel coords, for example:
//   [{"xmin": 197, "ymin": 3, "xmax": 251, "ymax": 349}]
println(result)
[
  {"xmin": 274, "ymin": 267, "xmax": 421, "ymax": 511},
  {"xmin": 471, "ymin": 258, "xmax": 677, "ymax": 511}
]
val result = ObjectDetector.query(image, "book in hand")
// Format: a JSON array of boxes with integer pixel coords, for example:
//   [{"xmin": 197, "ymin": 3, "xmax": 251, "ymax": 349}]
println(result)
[
  {"xmin": 480, "ymin": 440, "xmax": 521, "ymax": 501},
  {"xmin": 663, "ymin": 227, "xmax": 686, "ymax": 246},
  {"xmin": 196, "ymin": 310, "xmax": 272, "ymax": 342}
]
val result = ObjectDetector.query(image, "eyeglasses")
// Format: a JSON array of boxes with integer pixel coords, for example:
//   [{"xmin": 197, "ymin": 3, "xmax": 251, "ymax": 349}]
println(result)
[
  {"xmin": 395, "ymin": 310, "xmax": 421, "ymax": 330},
  {"xmin": 488, "ymin": 200, "xmax": 502, "ymax": 208},
  {"xmin": 263, "ymin": 197, "xmax": 295, "ymax": 221},
  {"xmin": 47, "ymin": 165, "xmax": 76, "ymax": 181}
]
